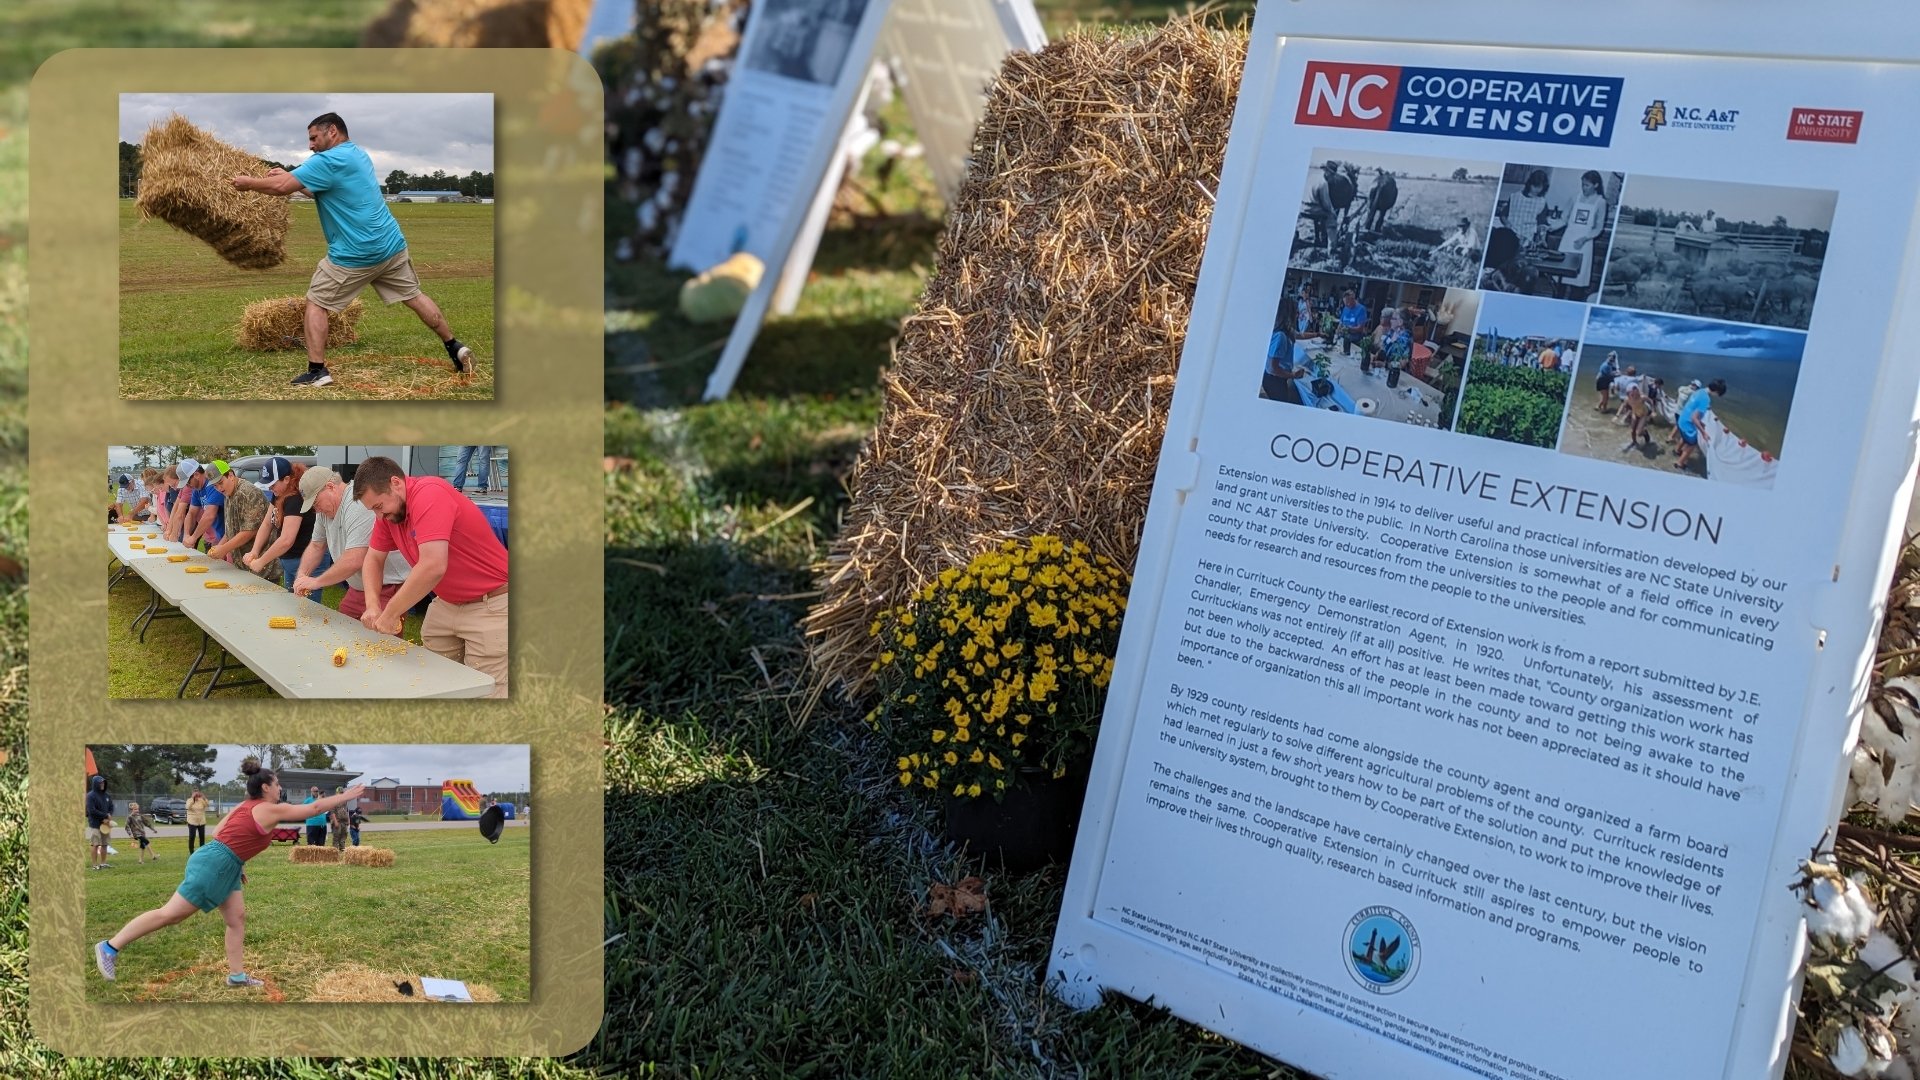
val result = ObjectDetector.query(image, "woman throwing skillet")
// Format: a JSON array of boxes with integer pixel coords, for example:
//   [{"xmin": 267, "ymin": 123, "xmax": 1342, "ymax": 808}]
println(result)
[{"xmin": 94, "ymin": 759, "xmax": 366, "ymax": 989}]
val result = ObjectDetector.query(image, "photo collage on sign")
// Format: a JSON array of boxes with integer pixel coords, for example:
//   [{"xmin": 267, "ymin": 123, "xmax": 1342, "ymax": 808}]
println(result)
[{"xmin": 1264, "ymin": 148, "xmax": 1837, "ymax": 490}]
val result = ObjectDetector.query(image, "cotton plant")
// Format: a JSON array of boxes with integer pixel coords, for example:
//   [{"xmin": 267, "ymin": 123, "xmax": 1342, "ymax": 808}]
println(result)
[
  {"xmin": 1849, "ymin": 677, "xmax": 1920, "ymax": 824},
  {"xmin": 1794, "ymin": 853, "xmax": 1920, "ymax": 1077}
]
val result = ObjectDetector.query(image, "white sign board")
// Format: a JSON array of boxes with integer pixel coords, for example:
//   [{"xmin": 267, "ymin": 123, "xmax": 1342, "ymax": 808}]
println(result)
[
  {"xmin": 694, "ymin": 0, "xmax": 1043, "ymax": 400},
  {"xmin": 880, "ymin": 0, "xmax": 1045, "ymax": 201},
  {"xmin": 1050, "ymin": 5, "xmax": 1920, "ymax": 1079},
  {"xmin": 670, "ymin": 0, "xmax": 885, "ymax": 274}
]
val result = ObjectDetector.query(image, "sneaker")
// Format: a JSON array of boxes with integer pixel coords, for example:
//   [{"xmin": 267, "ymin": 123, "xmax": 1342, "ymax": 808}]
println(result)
[
  {"xmin": 95, "ymin": 941, "xmax": 116, "ymax": 981},
  {"xmin": 290, "ymin": 369, "xmax": 334, "ymax": 388},
  {"xmin": 446, "ymin": 338, "xmax": 473, "ymax": 373},
  {"xmin": 226, "ymin": 974, "xmax": 265, "ymax": 988}
]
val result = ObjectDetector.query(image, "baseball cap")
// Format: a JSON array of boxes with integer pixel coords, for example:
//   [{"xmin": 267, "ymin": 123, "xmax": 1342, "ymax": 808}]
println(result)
[
  {"xmin": 262, "ymin": 456, "xmax": 294, "ymax": 485},
  {"xmin": 175, "ymin": 458, "xmax": 202, "ymax": 481},
  {"xmin": 210, "ymin": 460, "xmax": 231, "ymax": 477},
  {"xmin": 299, "ymin": 466, "xmax": 338, "ymax": 512}
]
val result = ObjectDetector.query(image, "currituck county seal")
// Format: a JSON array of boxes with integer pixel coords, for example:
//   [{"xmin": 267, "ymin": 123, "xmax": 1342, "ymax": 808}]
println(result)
[{"xmin": 1344, "ymin": 906, "xmax": 1421, "ymax": 994}]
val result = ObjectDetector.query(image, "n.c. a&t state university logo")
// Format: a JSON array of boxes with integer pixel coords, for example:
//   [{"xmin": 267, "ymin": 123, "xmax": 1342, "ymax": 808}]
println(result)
[
  {"xmin": 1345, "ymin": 906, "xmax": 1421, "ymax": 994},
  {"xmin": 1642, "ymin": 100, "xmax": 1668, "ymax": 131}
]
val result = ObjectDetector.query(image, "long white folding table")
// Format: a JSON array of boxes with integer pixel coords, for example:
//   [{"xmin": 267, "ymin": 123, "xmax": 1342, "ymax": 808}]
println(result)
[{"xmin": 175, "ymin": 590, "xmax": 496, "ymax": 699}]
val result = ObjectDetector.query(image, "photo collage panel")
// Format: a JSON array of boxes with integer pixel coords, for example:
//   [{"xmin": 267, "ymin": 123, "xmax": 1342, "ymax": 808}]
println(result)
[{"xmin": 1263, "ymin": 148, "xmax": 1836, "ymax": 490}]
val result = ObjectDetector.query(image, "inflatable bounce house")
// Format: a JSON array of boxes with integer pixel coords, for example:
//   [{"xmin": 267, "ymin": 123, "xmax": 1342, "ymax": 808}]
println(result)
[{"xmin": 440, "ymin": 779, "xmax": 483, "ymax": 820}]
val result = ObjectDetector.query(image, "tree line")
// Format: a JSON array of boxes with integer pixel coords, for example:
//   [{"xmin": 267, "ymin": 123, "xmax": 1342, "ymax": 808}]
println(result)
[{"xmin": 118, "ymin": 143, "xmax": 493, "ymax": 199}]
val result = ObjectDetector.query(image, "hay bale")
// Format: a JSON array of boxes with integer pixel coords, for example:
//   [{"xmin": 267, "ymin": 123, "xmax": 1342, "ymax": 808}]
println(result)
[
  {"xmin": 309, "ymin": 963, "xmax": 503, "ymax": 1002},
  {"xmin": 342, "ymin": 846, "xmax": 396, "ymax": 867},
  {"xmin": 805, "ymin": 19, "xmax": 1244, "ymax": 691},
  {"xmin": 236, "ymin": 296, "xmax": 365, "ymax": 351},
  {"xmin": 136, "ymin": 115, "xmax": 289, "ymax": 270},
  {"xmin": 289, "ymin": 845, "xmax": 341, "ymax": 864},
  {"xmin": 360, "ymin": 0, "xmax": 591, "ymax": 47}
]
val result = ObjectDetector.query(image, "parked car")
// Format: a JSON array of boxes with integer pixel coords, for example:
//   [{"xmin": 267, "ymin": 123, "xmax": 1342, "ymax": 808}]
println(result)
[
  {"xmin": 226, "ymin": 453, "xmax": 318, "ymax": 490},
  {"xmin": 147, "ymin": 797, "xmax": 188, "ymax": 824}
]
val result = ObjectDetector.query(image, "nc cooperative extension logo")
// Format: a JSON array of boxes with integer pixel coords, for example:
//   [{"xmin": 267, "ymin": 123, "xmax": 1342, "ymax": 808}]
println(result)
[{"xmin": 1296, "ymin": 62, "xmax": 1624, "ymax": 148}]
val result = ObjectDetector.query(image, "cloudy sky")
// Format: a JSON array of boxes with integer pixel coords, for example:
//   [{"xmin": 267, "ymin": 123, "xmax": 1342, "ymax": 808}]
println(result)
[
  {"xmin": 121, "ymin": 93, "xmax": 493, "ymax": 178},
  {"xmin": 1584, "ymin": 307, "xmax": 1807, "ymax": 360},
  {"xmin": 203, "ymin": 744, "xmax": 531, "ymax": 793},
  {"xmin": 1477, "ymin": 290, "xmax": 1591, "ymax": 342}
]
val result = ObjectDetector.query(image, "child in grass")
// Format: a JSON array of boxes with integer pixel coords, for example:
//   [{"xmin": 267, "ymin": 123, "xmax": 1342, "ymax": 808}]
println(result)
[
  {"xmin": 124, "ymin": 802, "xmax": 157, "ymax": 864},
  {"xmin": 94, "ymin": 759, "xmax": 366, "ymax": 989}
]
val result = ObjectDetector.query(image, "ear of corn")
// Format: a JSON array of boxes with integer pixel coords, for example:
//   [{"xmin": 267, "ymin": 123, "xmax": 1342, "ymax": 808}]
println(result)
[
  {"xmin": 332, "ymin": 647, "xmax": 348, "ymax": 667},
  {"xmin": 167, "ymin": 555, "xmax": 189, "ymax": 562},
  {"xmin": 268, "ymin": 616, "xmax": 297, "ymax": 629},
  {"xmin": 185, "ymin": 566, "xmax": 208, "ymax": 574},
  {"xmin": 203, "ymin": 581, "xmax": 229, "ymax": 589}
]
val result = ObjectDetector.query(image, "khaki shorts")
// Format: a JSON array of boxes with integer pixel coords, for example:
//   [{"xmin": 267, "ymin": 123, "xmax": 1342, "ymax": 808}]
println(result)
[{"xmin": 307, "ymin": 248, "xmax": 421, "ymax": 312}]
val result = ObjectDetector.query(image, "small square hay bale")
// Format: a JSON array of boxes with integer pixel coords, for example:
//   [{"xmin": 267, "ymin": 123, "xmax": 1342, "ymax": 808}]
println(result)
[
  {"xmin": 136, "ymin": 115, "xmax": 289, "ymax": 270},
  {"xmin": 343, "ymin": 846, "xmax": 396, "ymax": 867},
  {"xmin": 290, "ymin": 845, "xmax": 341, "ymax": 864},
  {"xmin": 236, "ymin": 296, "xmax": 365, "ymax": 352},
  {"xmin": 804, "ymin": 18, "xmax": 1245, "ymax": 691}
]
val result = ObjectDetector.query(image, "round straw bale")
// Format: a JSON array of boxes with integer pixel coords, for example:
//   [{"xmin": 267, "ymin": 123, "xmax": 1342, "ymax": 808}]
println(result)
[
  {"xmin": 805, "ymin": 18, "xmax": 1246, "ymax": 692},
  {"xmin": 235, "ymin": 296, "xmax": 365, "ymax": 351},
  {"xmin": 135, "ymin": 115, "xmax": 289, "ymax": 270}
]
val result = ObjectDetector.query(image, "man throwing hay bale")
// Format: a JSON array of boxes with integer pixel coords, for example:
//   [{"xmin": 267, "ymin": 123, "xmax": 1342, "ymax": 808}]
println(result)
[{"xmin": 229, "ymin": 112, "xmax": 476, "ymax": 388}]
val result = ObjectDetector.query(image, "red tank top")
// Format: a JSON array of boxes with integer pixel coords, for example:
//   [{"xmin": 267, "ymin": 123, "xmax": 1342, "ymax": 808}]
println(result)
[{"xmin": 212, "ymin": 799, "xmax": 274, "ymax": 861}]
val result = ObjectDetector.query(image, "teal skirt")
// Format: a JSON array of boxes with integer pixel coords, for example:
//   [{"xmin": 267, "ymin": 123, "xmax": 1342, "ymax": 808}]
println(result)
[{"xmin": 177, "ymin": 839, "xmax": 244, "ymax": 912}]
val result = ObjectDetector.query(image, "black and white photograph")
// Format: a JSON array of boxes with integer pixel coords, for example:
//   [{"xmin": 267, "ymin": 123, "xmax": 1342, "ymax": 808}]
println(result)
[
  {"xmin": 1479, "ymin": 164, "xmax": 1624, "ymax": 303},
  {"xmin": 1288, "ymin": 149, "xmax": 1500, "ymax": 291},
  {"xmin": 1598, "ymin": 174, "xmax": 1836, "ymax": 330},
  {"xmin": 1259, "ymin": 270, "xmax": 1479, "ymax": 429},
  {"xmin": 743, "ymin": 0, "xmax": 869, "ymax": 87}
]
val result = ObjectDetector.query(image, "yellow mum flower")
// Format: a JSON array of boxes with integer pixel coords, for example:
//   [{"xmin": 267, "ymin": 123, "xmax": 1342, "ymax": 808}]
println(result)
[
  {"xmin": 899, "ymin": 771, "xmax": 912, "ymax": 785},
  {"xmin": 944, "ymin": 751, "xmax": 959, "ymax": 766},
  {"xmin": 967, "ymin": 783, "xmax": 982, "ymax": 798},
  {"xmin": 1012, "ymin": 732, "xmax": 1027, "ymax": 746},
  {"xmin": 931, "ymin": 729, "xmax": 947, "ymax": 743},
  {"xmin": 988, "ymin": 754, "xmax": 1004, "ymax": 770}
]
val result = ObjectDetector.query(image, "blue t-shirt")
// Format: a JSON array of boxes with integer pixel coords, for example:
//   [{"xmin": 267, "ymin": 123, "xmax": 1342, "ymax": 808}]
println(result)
[
  {"xmin": 1339, "ymin": 302, "xmax": 1368, "ymax": 330},
  {"xmin": 305, "ymin": 796, "xmax": 327, "ymax": 828},
  {"xmin": 1677, "ymin": 388, "xmax": 1712, "ymax": 439},
  {"xmin": 191, "ymin": 484, "xmax": 226, "ymax": 542},
  {"xmin": 291, "ymin": 141, "xmax": 408, "ymax": 268}
]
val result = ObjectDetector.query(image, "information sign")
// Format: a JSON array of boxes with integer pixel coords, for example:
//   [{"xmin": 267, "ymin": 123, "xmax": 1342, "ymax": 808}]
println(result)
[{"xmin": 1050, "ymin": 6, "xmax": 1920, "ymax": 1078}]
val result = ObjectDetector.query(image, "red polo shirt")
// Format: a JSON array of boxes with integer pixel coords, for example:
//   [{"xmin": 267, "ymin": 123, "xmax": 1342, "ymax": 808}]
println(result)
[{"xmin": 369, "ymin": 476, "xmax": 508, "ymax": 603}]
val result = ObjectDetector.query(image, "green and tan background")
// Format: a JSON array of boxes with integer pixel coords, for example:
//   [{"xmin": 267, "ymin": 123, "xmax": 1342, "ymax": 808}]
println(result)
[{"xmin": 29, "ymin": 48, "xmax": 603, "ymax": 1058}]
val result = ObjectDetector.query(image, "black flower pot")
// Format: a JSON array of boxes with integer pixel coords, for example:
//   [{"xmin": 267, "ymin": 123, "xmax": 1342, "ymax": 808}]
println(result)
[{"xmin": 943, "ymin": 765, "xmax": 1091, "ymax": 872}]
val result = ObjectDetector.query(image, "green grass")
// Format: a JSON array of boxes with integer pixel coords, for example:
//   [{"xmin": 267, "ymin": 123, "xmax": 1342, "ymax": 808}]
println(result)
[
  {"xmin": 106, "ymin": 567, "xmax": 424, "ymax": 699},
  {"xmin": 119, "ymin": 201, "xmax": 494, "ymax": 400},
  {"xmin": 85, "ymin": 828, "xmax": 528, "ymax": 1002}
]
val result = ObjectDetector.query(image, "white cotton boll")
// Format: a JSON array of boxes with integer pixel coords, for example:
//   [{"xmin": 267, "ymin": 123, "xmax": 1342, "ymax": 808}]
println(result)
[
  {"xmin": 1854, "ymin": 743, "xmax": 1889, "ymax": 813},
  {"xmin": 624, "ymin": 85, "xmax": 642, "ymax": 107},
  {"xmin": 1810, "ymin": 876, "xmax": 1876, "ymax": 950},
  {"xmin": 1848, "ymin": 874, "xmax": 1884, "ymax": 937},
  {"xmin": 642, "ymin": 128, "xmax": 668, "ymax": 154},
  {"xmin": 614, "ymin": 237, "xmax": 634, "ymax": 263},
  {"xmin": 900, "ymin": 142, "xmax": 924, "ymax": 159},
  {"xmin": 1835, "ymin": 1026, "xmax": 1873, "ymax": 1077},
  {"xmin": 1884, "ymin": 1057, "xmax": 1915, "ymax": 1080},
  {"xmin": 1862, "ymin": 930, "xmax": 1919, "ymax": 1005},
  {"xmin": 622, "ymin": 147, "xmax": 643, "ymax": 181},
  {"xmin": 660, "ymin": 76, "xmax": 679, "ymax": 92},
  {"xmin": 651, "ymin": 187, "xmax": 675, "ymax": 211},
  {"xmin": 637, "ymin": 201, "xmax": 659, "ymax": 232},
  {"xmin": 659, "ymin": 171, "xmax": 680, "ymax": 196},
  {"xmin": 879, "ymin": 138, "xmax": 903, "ymax": 158}
]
